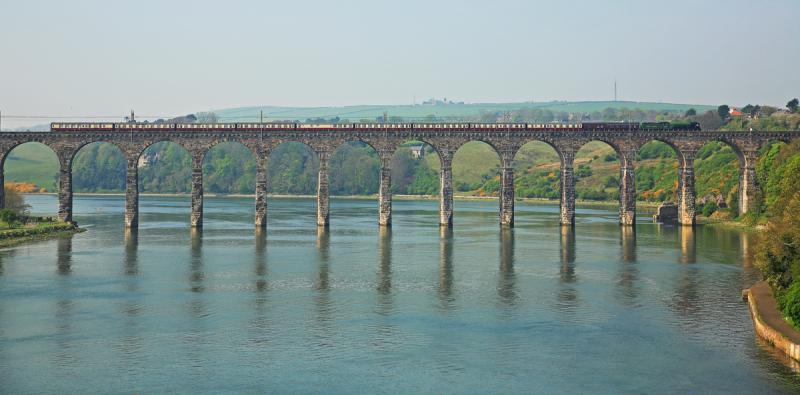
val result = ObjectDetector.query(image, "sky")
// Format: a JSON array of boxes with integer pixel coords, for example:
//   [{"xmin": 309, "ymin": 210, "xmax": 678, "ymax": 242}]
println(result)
[{"xmin": 0, "ymin": 0, "xmax": 798, "ymax": 128}]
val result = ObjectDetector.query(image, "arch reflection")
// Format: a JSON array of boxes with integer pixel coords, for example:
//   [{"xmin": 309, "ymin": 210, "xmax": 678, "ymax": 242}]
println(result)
[
  {"xmin": 438, "ymin": 227, "xmax": 454, "ymax": 310},
  {"xmin": 498, "ymin": 228, "xmax": 517, "ymax": 306}
]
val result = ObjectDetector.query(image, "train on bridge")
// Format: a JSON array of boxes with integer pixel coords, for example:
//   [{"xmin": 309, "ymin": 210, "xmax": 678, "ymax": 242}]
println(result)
[{"xmin": 50, "ymin": 121, "xmax": 701, "ymax": 132}]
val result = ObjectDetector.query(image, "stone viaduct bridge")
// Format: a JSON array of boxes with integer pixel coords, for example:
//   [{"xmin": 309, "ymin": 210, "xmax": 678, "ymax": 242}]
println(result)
[{"xmin": 0, "ymin": 125, "xmax": 797, "ymax": 229}]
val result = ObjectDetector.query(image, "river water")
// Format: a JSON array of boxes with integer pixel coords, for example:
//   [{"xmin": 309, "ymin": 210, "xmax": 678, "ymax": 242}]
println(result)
[{"xmin": 0, "ymin": 195, "xmax": 798, "ymax": 393}]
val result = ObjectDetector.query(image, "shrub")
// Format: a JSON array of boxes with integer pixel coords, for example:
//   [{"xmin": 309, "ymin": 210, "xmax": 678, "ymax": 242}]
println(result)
[
  {"xmin": 701, "ymin": 201, "xmax": 718, "ymax": 217},
  {"xmin": 779, "ymin": 282, "xmax": 800, "ymax": 328}
]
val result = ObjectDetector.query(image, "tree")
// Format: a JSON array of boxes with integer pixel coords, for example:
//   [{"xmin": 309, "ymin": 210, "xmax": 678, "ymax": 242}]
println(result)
[
  {"xmin": 717, "ymin": 105, "xmax": 730, "ymax": 119},
  {"xmin": 685, "ymin": 108, "xmax": 697, "ymax": 117},
  {"xmin": 741, "ymin": 104, "xmax": 754, "ymax": 115},
  {"xmin": 696, "ymin": 110, "xmax": 725, "ymax": 131},
  {"xmin": 788, "ymin": 98, "xmax": 799, "ymax": 113},
  {"xmin": 3, "ymin": 186, "xmax": 30, "ymax": 215}
]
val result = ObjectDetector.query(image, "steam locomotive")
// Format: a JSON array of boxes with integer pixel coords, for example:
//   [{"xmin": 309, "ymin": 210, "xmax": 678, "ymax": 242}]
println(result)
[{"xmin": 49, "ymin": 121, "xmax": 701, "ymax": 132}]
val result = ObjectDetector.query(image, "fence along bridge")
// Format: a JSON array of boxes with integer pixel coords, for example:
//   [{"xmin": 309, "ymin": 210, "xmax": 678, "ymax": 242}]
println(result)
[{"xmin": 0, "ymin": 124, "xmax": 798, "ymax": 228}]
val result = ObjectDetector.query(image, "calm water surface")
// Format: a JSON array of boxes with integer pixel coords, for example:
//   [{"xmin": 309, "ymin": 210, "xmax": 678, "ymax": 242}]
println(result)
[{"xmin": 1, "ymin": 195, "xmax": 799, "ymax": 393}]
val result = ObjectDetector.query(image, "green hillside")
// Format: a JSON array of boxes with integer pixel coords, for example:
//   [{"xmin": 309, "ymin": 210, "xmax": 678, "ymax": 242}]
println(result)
[
  {"xmin": 213, "ymin": 101, "xmax": 714, "ymax": 122},
  {"xmin": 4, "ymin": 143, "xmax": 59, "ymax": 191}
]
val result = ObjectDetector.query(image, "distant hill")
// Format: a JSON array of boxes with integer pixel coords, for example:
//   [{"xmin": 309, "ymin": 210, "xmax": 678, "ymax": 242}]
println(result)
[{"xmin": 212, "ymin": 101, "xmax": 715, "ymax": 122}]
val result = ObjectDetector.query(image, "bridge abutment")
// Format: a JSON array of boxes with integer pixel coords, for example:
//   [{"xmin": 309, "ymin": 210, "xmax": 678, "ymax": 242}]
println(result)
[
  {"xmin": 125, "ymin": 157, "xmax": 138, "ymax": 228},
  {"xmin": 439, "ymin": 155, "xmax": 454, "ymax": 228},
  {"xmin": 560, "ymin": 149, "xmax": 575, "ymax": 226},
  {"xmin": 317, "ymin": 152, "xmax": 330, "ymax": 227},
  {"xmin": 255, "ymin": 154, "xmax": 268, "ymax": 227},
  {"xmin": 678, "ymin": 154, "xmax": 696, "ymax": 226}
]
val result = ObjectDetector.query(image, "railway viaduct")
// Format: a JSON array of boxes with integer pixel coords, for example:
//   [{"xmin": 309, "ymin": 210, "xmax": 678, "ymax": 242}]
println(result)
[{"xmin": 0, "ymin": 126, "xmax": 798, "ymax": 228}]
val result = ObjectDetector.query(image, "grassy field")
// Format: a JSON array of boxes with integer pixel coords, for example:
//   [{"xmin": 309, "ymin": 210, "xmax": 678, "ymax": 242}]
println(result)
[
  {"xmin": 213, "ymin": 100, "xmax": 714, "ymax": 122},
  {"xmin": 4, "ymin": 143, "xmax": 59, "ymax": 191}
]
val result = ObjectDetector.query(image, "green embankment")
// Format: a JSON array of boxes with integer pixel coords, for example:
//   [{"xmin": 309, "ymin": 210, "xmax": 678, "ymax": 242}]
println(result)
[{"xmin": 213, "ymin": 101, "xmax": 713, "ymax": 122}]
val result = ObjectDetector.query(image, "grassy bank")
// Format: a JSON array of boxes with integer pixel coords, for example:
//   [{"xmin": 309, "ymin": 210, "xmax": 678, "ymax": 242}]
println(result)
[{"xmin": 0, "ymin": 221, "xmax": 83, "ymax": 248}]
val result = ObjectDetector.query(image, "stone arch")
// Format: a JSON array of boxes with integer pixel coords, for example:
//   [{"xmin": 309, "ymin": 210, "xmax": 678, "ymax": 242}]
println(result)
[
  {"xmin": 70, "ymin": 141, "xmax": 127, "ymax": 191},
  {"xmin": 389, "ymin": 139, "xmax": 441, "ymax": 196},
  {"xmin": 202, "ymin": 136, "xmax": 261, "ymax": 160},
  {"xmin": 573, "ymin": 140, "xmax": 622, "ymax": 204},
  {"xmin": 693, "ymin": 139, "xmax": 745, "ymax": 217},
  {"xmin": 634, "ymin": 139, "xmax": 681, "ymax": 204},
  {"xmin": 451, "ymin": 140, "xmax": 502, "ymax": 197},
  {"xmin": 266, "ymin": 140, "xmax": 319, "ymax": 195},
  {"xmin": 510, "ymin": 140, "xmax": 562, "ymax": 200},
  {"xmin": 137, "ymin": 140, "xmax": 193, "ymax": 194},
  {"xmin": 201, "ymin": 141, "xmax": 257, "ymax": 195},
  {"xmin": 1, "ymin": 142, "xmax": 60, "ymax": 214},
  {"xmin": 328, "ymin": 140, "xmax": 380, "ymax": 197},
  {"xmin": 135, "ymin": 138, "xmax": 192, "ymax": 168}
]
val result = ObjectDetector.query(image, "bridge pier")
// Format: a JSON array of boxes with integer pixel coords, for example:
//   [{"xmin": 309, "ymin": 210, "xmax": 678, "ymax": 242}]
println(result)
[
  {"xmin": 560, "ymin": 150, "xmax": 575, "ymax": 226},
  {"xmin": 317, "ymin": 152, "xmax": 330, "ymax": 227},
  {"xmin": 125, "ymin": 156, "xmax": 138, "ymax": 228},
  {"xmin": 255, "ymin": 154, "xmax": 268, "ymax": 227},
  {"xmin": 739, "ymin": 151, "xmax": 759, "ymax": 216},
  {"xmin": 678, "ymin": 154, "xmax": 696, "ymax": 226},
  {"xmin": 0, "ymin": 168, "xmax": 5, "ymax": 210},
  {"xmin": 619, "ymin": 152, "xmax": 636, "ymax": 226},
  {"xmin": 439, "ymin": 155, "xmax": 454, "ymax": 228},
  {"xmin": 57, "ymin": 158, "xmax": 73, "ymax": 223},
  {"xmin": 500, "ymin": 164, "xmax": 514, "ymax": 227},
  {"xmin": 378, "ymin": 156, "xmax": 392, "ymax": 226},
  {"xmin": 190, "ymin": 159, "xmax": 203, "ymax": 228}
]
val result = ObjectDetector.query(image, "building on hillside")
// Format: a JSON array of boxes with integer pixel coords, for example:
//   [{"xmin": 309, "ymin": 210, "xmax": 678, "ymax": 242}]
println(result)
[
  {"xmin": 409, "ymin": 145, "xmax": 425, "ymax": 159},
  {"xmin": 729, "ymin": 108, "xmax": 744, "ymax": 117}
]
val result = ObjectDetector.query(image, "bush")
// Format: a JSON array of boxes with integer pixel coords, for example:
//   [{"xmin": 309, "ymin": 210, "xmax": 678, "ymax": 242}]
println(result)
[
  {"xmin": 701, "ymin": 201, "xmax": 718, "ymax": 217},
  {"xmin": 778, "ymin": 282, "xmax": 800, "ymax": 328}
]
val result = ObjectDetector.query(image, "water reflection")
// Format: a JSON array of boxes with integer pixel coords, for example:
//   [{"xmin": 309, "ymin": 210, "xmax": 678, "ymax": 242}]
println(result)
[
  {"xmin": 557, "ymin": 226, "xmax": 578, "ymax": 311},
  {"xmin": 250, "ymin": 227, "xmax": 270, "ymax": 345},
  {"xmin": 438, "ymin": 227, "xmax": 454, "ymax": 310},
  {"xmin": 254, "ymin": 227, "xmax": 268, "ymax": 293},
  {"xmin": 55, "ymin": 234, "xmax": 76, "ymax": 371},
  {"xmin": 118, "ymin": 228, "xmax": 142, "ymax": 369},
  {"xmin": 124, "ymin": 228, "xmax": 139, "ymax": 276},
  {"xmin": 559, "ymin": 226, "xmax": 576, "ymax": 283},
  {"xmin": 376, "ymin": 227, "xmax": 392, "ymax": 306},
  {"xmin": 314, "ymin": 227, "xmax": 333, "ymax": 347},
  {"xmin": 679, "ymin": 226, "xmax": 696, "ymax": 264},
  {"xmin": 617, "ymin": 226, "xmax": 640, "ymax": 304},
  {"xmin": 189, "ymin": 228, "xmax": 205, "ymax": 293},
  {"xmin": 57, "ymin": 235, "xmax": 73, "ymax": 275},
  {"xmin": 497, "ymin": 228, "xmax": 517, "ymax": 306}
]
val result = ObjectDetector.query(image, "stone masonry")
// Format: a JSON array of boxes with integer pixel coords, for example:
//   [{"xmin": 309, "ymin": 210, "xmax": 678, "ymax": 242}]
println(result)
[{"xmin": 0, "ymin": 127, "xmax": 796, "ymax": 229}]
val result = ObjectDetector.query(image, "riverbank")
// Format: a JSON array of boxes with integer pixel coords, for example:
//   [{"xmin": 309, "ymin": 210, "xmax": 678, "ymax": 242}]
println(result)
[
  {"xmin": 745, "ymin": 281, "xmax": 800, "ymax": 364},
  {"xmin": 0, "ymin": 222, "xmax": 84, "ymax": 248}
]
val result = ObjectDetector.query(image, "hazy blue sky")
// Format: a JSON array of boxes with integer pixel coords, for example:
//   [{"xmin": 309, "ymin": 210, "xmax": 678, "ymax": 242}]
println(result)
[{"xmin": 1, "ymin": 0, "xmax": 798, "ymax": 127}]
